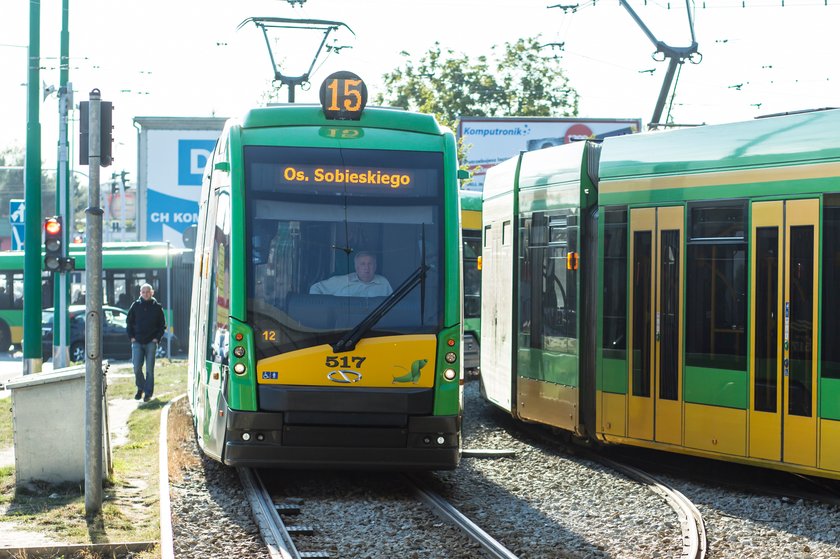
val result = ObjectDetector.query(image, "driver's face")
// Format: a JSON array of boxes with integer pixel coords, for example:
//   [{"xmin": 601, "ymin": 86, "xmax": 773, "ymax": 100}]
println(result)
[{"xmin": 355, "ymin": 256, "xmax": 376, "ymax": 283}]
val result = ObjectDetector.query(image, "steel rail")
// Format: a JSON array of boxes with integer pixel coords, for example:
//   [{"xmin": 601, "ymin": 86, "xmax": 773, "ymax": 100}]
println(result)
[
  {"xmin": 405, "ymin": 474, "xmax": 520, "ymax": 559},
  {"xmin": 238, "ymin": 467, "xmax": 299, "ymax": 559},
  {"xmin": 599, "ymin": 457, "xmax": 707, "ymax": 559}
]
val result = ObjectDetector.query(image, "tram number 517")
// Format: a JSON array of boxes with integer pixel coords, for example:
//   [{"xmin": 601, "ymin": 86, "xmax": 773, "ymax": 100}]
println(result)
[{"xmin": 325, "ymin": 355, "xmax": 366, "ymax": 368}]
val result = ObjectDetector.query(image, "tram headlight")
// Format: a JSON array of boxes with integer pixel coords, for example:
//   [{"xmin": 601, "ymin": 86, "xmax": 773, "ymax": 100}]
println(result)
[
  {"xmin": 233, "ymin": 345, "xmax": 245, "ymax": 358},
  {"xmin": 443, "ymin": 368, "xmax": 457, "ymax": 381},
  {"xmin": 233, "ymin": 362, "xmax": 246, "ymax": 375},
  {"xmin": 445, "ymin": 351, "xmax": 457, "ymax": 364}
]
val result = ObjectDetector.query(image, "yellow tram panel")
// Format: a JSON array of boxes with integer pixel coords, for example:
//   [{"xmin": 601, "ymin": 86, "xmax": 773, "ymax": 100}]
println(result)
[
  {"xmin": 517, "ymin": 377, "xmax": 579, "ymax": 434},
  {"xmin": 256, "ymin": 334, "xmax": 437, "ymax": 388},
  {"xmin": 819, "ymin": 419, "xmax": 840, "ymax": 473},
  {"xmin": 749, "ymin": 410, "xmax": 782, "ymax": 462},
  {"xmin": 684, "ymin": 403, "xmax": 746, "ymax": 457},
  {"xmin": 599, "ymin": 391, "xmax": 626, "ymax": 437}
]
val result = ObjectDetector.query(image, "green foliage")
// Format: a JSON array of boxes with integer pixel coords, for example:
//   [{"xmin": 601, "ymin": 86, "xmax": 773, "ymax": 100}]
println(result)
[
  {"xmin": 374, "ymin": 37, "xmax": 580, "ymax": 131},
  {"xmin": 0, "ymin": 145, "xmax": 80, "ymax": 243}
]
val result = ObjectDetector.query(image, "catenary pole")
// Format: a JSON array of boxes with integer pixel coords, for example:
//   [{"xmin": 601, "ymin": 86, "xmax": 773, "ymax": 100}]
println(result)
[
  {"xmin": 23, "ymin": 0, "xmax": 42, "ymax": 375},
  {"xmin": 85, "ymin": 89, "xmax": 104, "ymax": 514}
]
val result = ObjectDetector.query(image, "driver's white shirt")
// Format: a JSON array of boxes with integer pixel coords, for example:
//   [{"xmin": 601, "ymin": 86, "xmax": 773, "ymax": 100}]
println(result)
[{"xmin": 309, "ymin": 273, "xmax": 393, "ymax": 297}]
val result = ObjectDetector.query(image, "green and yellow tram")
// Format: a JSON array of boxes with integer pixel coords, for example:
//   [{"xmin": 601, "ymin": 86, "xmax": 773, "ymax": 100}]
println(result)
[
  {"xmin": 188, "ymin": 73, "xmax": 463, "ymax": 469},
  {"xmin": 0, "ymin": 242, "xmax": 192, "ymax": 353},
  {"xmin": 461, "ymin": 189, "xmax": 482, "ymax": 373},
  {"xmin": 481, "ymin": 108, "xmax": 840, "ymax": 479}
]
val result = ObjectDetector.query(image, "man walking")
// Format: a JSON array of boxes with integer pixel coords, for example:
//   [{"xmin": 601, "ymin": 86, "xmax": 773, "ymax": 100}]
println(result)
[{"xmin": 127, "ymin": 283, "xmax": 166, "ymax": 402}]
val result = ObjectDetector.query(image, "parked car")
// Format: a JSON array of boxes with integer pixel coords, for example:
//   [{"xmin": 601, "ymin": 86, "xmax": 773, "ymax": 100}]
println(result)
[{"xmin": 42, "ymin": 305, "xmax": 179, "ymax": 362}]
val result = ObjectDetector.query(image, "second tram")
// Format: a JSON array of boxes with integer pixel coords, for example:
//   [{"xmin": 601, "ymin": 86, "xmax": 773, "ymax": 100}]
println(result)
[
  {"xmin": 461, "ymin": 189, "xmax": 482, "ymax": 373},
  {"xmin": 481, "ymin": 108, "xmax": 840, "ymax": 479}
]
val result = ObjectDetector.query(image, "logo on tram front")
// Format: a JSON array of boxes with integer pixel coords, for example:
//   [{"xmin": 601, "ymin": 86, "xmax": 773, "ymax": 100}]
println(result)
[{"xmin": 327, "ymin": 370, "xmax": 363, "ymax": 384}]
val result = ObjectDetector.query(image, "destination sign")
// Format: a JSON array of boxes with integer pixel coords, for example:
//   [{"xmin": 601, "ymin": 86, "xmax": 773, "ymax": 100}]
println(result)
[{"xmin": 281, "ymin": 164, "xmax": 414, "ymax": 189}]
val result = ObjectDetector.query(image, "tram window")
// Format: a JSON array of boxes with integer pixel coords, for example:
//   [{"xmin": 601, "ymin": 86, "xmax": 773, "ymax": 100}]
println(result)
[
  {"xmin": 789, "ymin": 225, "xmax": 814, "ymax": 417},
  {"xmin": 520, "ymin": 211, "xmax": 577, "ymax": 351},
  {"xmin": 659, "ymin": 229, "xmax": 680, "ymax": 400},
  {"xmin": 822, "ymin": 204, "xmax": 840, "ymax": 380},
  {"xmin": 207, "ymin": 193, "xmax": 231, "ymax": 365},
  {"xmin": 463, "ymin": 235, "xmax": 481, "ymax": 320},
  {"xmin": 685, "ymin": 243, "xmax": 747, "ymax": 370},
  {"xmin": 754, "ymin": 227, "xmax": 779, "ymax": 412},
  {"xmin": 632, "ymin": 231, "xmax": 652, "ymax": 397},
  {"xmin": 602, "ymin": 208, "xmax": 627, "ymax": 358},
  {"xmin": 245, "ymin": 147, "xmax": 444, "ymax": 357},
  {"xmin": 502, "ymin": 221, "xmax": 512, "ymax": 246},
  {"xmin": 689, "ymin": 202, "xmax": 746, "ymax": 240},
  {"xmin": 0, "ymin": 273, "xmax": 13, "ymax": 310},
  {"xmin": 484, "ymin": 225, "xmax": 491, "ymax": 248}
]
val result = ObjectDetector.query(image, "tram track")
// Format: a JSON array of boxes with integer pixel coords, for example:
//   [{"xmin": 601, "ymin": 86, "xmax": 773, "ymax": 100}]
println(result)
[
  {"xmin": 243, "ymin": 468, "xmax": 504, "ymax": 559},
  {"xmin": 596, "ymin": 457, "xmax": 707, "ymax": 559},
  {"xmin": 238, "ymin": 467, "xmax": 314, "ymax": 559},
  {"xmin": 164, "ymin": 381, "xmax": 840, "ymax": 558},
  {"xmin": 405, "ymin": 473, "xmax": 519, "ymax": 559}
]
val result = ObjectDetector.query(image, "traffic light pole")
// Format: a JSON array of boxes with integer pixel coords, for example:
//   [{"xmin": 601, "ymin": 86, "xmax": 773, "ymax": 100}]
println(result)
[
  {"xmin": 85, "ymin": 89, "xmax": 104, "ymax": 515},
  {"xmin": 54, "ymin": 0, "xmax": 71, "ymax": 368}
]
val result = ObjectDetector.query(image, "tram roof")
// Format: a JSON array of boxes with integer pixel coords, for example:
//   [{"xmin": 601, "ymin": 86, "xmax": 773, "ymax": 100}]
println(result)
[
  {"xmin": 599, "ymin": 108, "xmax": 840, "ymax": 181},
  {"xmin": 239, "ymin": 105, "xmax": 445, "ymax": 136}
]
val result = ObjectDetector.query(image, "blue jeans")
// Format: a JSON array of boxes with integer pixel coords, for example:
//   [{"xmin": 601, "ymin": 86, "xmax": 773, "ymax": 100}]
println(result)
[{"xmin": 132, "ymin": 341, "xmax": 157, "ymax": 396}]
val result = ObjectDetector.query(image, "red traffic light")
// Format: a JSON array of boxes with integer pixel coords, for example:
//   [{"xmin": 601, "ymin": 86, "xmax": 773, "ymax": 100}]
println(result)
[{"xmin": 45, "ymin": 218, "xmax": 61, "ymax": 236}]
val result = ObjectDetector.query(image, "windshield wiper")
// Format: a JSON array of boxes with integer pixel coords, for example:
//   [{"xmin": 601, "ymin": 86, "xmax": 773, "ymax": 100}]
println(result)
[{"xmin": 331, "ymin": 264, "xmax": 429, "ymax": 353}]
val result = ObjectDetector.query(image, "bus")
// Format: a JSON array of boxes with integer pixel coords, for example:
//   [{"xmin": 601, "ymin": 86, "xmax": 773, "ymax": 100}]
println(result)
[
  {"xmin": 0, "ymin": 242, "xmax": 193, "ymax": 354},
  {"xmin": 481, "ymin": 107, "xmax": 840, "ymax": 479},
  {"xmin": 187, "ymin": 72, "xmax": 463, "ymax": 469},
  {"xmin": 460, "ymin": 189, "xmax": 482, "ymax": 373}
]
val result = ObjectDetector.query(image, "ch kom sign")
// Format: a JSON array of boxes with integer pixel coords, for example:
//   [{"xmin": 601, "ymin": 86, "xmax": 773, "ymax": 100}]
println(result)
[{"xmin": 135, "ymin": 117, "xmax": 227, "ymax": 247}]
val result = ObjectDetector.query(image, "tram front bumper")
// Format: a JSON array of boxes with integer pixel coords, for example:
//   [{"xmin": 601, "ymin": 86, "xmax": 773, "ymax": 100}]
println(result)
[{"xmin": 222, "ymin": 409, "xmax": 460, "ymax": 470}]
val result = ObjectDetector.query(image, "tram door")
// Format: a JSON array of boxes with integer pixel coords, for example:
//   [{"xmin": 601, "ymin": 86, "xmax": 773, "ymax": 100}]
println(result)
[
  {"xmin": 749, "ymin": 199, "xmax": 819, "ymax": 467},
  {"xmin": 628, "ymin": 206, "xmax": 684, "ymax": 444}
]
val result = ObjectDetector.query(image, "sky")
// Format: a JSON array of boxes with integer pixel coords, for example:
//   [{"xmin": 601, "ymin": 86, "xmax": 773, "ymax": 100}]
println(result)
[{"xmin": 1, "ymin": 0, "xmax": 839, "ymax": 181}]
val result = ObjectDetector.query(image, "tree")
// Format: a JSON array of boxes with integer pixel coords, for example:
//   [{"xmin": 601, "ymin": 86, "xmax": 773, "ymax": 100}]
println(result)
[
  {"xmin": 0, "ymin": 145, "xmax": 67, "ymax": 249},
  {"xmin": 375, "ymin": 37, "xmax": 580, "ymax": 131}
]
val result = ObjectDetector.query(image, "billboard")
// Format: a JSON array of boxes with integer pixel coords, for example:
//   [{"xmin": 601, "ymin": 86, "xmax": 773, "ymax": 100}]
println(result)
[
  {"xmin": 457, "ymin": 117, "xmax": 642, "ymax": 190},
  {"xmin": 135, "ymin": 117, "xmax": 227, "ymax": 247}
]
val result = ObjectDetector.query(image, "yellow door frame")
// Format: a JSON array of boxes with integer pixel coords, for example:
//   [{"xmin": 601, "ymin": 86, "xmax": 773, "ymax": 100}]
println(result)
[
  {"xmin": 748, "ymin": 199, "xmax": 819, "ymax": 467},
  {"xmin": 654, "ymin": 206, "xmax": 684, "ymax": 446},
  {"xmin": 783, "ymin": 198, "xmax": 819, "ymax": 467},
  {"xmin": 628, "ymin": 208, "xmax": 656, "ymax": 441}
]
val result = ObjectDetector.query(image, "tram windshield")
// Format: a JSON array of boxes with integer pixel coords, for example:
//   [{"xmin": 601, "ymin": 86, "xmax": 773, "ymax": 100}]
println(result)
[{"xmin": 245, "ymin": 146, "xmax": 444, "ymax": 358}]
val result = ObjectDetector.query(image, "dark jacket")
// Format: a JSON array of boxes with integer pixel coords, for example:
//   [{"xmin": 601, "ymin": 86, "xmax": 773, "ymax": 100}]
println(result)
[{"xmin": 127, "ymin": 297, "xmax": 166, "ymax": 344}]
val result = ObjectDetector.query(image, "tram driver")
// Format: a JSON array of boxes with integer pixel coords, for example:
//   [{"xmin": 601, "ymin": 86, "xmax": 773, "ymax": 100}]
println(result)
[{"xmin": 309, "ymin": 251, "xmax": 393, "ymax": 297}]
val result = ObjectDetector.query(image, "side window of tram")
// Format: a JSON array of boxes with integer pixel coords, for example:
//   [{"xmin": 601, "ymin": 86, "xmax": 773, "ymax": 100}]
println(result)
[
  {"xmin": 685, "ymin": 203, "xmax": 747, "ymax": 371},
  {"xmin": 520, "ymin": 211, "xmax": 576, "ymax": 350},
  {"xmin": 822, "ymin": 202, "xmax": 840, "ymax": 380},
  {"xmin": 0, "ymin": 273, "xmax": 14, "ymax": 310},
  {"xmin": 206, "ymin": 193, "xmax": 231, "ymax": 365},
  {"xmin": 602, "ymin": 208, "xmax": 628, "ymax": 359}
]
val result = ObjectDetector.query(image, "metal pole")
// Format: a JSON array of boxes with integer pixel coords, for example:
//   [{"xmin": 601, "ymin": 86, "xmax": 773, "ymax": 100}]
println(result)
[
  {"xmin": 166, "ymin": 241, "xmax": 171, "ymax": 358},
  {"xmin": 119, "ymin": 176, "xmax": 126, "ymax": 242},
  {"xmin": 85, "ymin": 88, "xmax": 104, "ymax": 515},
  {"xmin": 54, "ymin": 0, "xmax": 71, "ymax": 369},
  {"xmin": 23, "ymin": 0, "xmax": 42, "ymax": 375}
]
